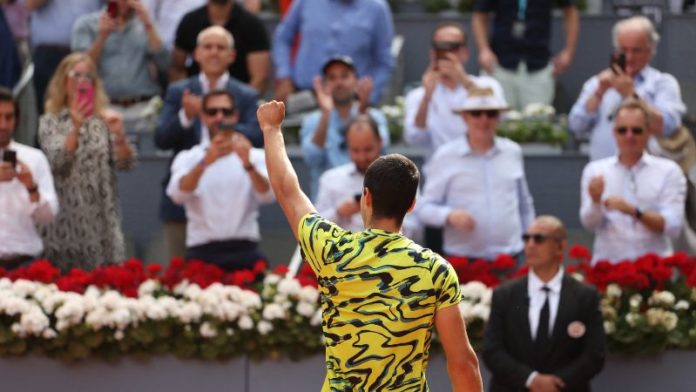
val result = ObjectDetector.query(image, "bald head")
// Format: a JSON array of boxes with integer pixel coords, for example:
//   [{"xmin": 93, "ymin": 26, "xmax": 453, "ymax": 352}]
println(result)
[{"xmin": 532, "ymin": 215, "xmax": 567, "ymax": 241}]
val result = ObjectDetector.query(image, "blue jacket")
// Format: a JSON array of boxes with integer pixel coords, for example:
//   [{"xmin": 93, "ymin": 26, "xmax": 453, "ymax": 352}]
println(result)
[{"xmin": 155, "ymin": 75, "xmax": 262, "ymax": 222}]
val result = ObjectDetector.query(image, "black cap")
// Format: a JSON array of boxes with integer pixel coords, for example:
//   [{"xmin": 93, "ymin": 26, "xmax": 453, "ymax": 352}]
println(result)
[{"xmin": 321, "ymin": 55, "xmax": 356, "ymax": 75}]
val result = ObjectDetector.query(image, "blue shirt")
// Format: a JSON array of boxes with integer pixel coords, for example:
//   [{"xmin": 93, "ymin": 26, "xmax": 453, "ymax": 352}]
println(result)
[
  {"xmin": 300, "ymin": 104, "xmax": 390, "ymax": 199},
  {"xmin": 25, "ymin": 0, "xmax": 102, "ymax": 47},
  {"xmin": 569, "ymin": 66, "xmax": 686, "ymax": 161},
  {"xmin": 474, "ymin": 0, "xmax": 574, "ymax": 71},
  {"xmin": 419, "ymin": 136, "xmax": 535, "ymax": 259},
  {"xmin": 272, "ymin": 0, "xmax": 394, "ymax": 104}
]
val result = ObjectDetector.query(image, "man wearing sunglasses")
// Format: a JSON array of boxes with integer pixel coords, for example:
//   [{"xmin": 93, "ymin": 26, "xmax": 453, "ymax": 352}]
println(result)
[
  {"xmin": 404, "ymin": 22, "xmax": 506, "ymax": 164},
  {"xmin": 569, "ymin": 16, "xmax": 686, "ymax": 162},
  {"xmin": 580, "ymin": 99, "xmax": 686, "ymax": 263},
  {"xmin": 484, "ymin": 215, "xmax": 606, "ymax": 392},
  {"xmin": 166, "ymin": 90, "xmax": 273, "ymax": 270},
  {"xmin": 419, "ymin": 88, "xmax": 535, "ymax": 262},
  {"xmin": 156, "ymin": 26, "xmax": 261, "ymax": 260}
]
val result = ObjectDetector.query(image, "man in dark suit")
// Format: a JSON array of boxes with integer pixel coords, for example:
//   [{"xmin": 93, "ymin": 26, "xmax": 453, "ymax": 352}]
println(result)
[
  {"xmin": 483, "ymin": 215, "xmax": 605, "ymax": 392},
  {"xmin": 155, "ymin": 25, "xmax": 261, "ymax": 260}
]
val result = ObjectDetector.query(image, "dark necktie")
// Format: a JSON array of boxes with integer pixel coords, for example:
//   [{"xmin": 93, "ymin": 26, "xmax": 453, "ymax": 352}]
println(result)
[{"xmin": 534, "ymin": 286, "xmax": 551, "ymax": 369}]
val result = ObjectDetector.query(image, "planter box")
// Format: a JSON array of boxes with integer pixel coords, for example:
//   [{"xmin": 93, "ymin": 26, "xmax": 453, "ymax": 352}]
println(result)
[{"xmin": 1, "ymin": 351, "xmax": 695, "ymax": 391}]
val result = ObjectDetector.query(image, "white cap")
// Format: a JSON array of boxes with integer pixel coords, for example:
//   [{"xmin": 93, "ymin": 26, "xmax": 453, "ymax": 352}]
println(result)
[{"xmin": 452, "ymin": 87, "xmax": 509, "ymax": 113}]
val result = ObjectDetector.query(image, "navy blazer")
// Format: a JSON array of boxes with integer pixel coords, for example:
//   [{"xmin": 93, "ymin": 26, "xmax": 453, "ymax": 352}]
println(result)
[
  {"xmin": 154, "ymin": 75, "xmax": 262, "ymax": 222},
  {"xmin": 483, "ymin": 275, "xmax": 606, "ymax": 392}
]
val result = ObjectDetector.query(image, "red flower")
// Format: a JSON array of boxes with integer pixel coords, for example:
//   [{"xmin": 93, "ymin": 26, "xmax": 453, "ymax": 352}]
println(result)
[{"xmin": 568, "ymin": 245, "xmax": 592, "ymax": 262}]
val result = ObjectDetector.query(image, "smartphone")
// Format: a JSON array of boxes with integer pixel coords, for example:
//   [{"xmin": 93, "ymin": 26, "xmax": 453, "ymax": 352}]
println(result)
[
  {"xmin": 2, "ymin": 150, "xmax": 17, "ymax": 169},
  {"xmin": 76, "ymin": 81, "xmax": 95, "ymax": 117},
  {"xmin": 610, "ymin": 53, "xmax": 626, "ymax": 73},
  {"xmin": 107, "ymin": 0, "xmax": 119, "ymax": 19}
]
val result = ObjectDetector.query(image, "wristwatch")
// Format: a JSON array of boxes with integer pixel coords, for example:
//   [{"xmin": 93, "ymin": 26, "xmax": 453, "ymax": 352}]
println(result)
[{"xmin": 634, "ymin": 207, "xmax": 643, "ymax": 220}]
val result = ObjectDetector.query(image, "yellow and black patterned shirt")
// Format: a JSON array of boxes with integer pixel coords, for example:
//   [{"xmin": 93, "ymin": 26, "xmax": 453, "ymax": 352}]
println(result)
[{"xmin": 298, "ymin": 213, "xmax": 462, "ymax": 391}]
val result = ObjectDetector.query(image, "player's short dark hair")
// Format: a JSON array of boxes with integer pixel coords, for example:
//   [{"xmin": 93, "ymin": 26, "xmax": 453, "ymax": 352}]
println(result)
[{"xmin": 363, "ymin": 154, "xmax": 420, "ymax": 225}]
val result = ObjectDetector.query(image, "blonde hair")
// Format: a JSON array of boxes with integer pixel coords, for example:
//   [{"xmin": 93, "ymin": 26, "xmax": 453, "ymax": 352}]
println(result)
[{"xmin": 44, "ymin": 53, "xmax": 110, "ymax": 115}]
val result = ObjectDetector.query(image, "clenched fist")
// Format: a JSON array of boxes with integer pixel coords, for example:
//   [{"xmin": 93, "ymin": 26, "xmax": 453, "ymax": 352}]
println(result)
[{"xmin": 257, "ymin": 101, "xmax": 286, "ymax": 132}]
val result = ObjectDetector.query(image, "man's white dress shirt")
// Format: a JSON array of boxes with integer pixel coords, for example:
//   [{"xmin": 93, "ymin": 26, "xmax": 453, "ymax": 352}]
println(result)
[
  {"xmin": 178, "ymin": 72, "xmax": 231, "ymax": 146},
  {"xmin": 166, "ymin": 143, "xmax": 274, "ymax": 247},
  {"xmin": 315, "ymin": 162, "xmax": 364, "ymax": 233},
  {"xmin": 0, "ymin": 141, "xmax": 59, "ymax": 257},
  {"xmin": 580, "ymin": 153, "xmax": 686, "ymax": 263},
  {"xmin": 419, "ymin": 136, "xmax": 535, "ymax": 259}
]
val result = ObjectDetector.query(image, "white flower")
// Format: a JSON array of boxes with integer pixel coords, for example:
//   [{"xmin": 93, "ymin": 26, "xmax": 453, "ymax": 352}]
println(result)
[
  {"xmin": 257, "ymin": 320, "xmax": 273, "ymax": 335},
  {"xmin": 298, "ymin": 286, "xmax": 319, "ymax": 304},
  {"xmin": 650, "ymin": 291, "xmax": 676, "ymax": 307},
  {"xmin": 296, "ymin": 302, "xmax": 316, "ymax": 318},
  {"xmin": 601, "ymin": 304, "xmax": 617, "ymax": 320},
  {"xmin": 137, "ymin": 280, "xmax": 160, "ymax": 297},
  {"xmin": 504, "ymin": 110, "xmax": 523, "ymax": 121},
  {"xmin": 662, "ymin": 311, "xmax": 678, "ymax": 331},
  {"xmin": 629, "ymin": 294, "xmax": 642, "ymax": 309},
  {"xmin": 12, "ymin": 279, "xmax": 39, "ymax": 298},
  {"xmin": 460, "ymin": 281, "xmax": 487, "ymax": 300},
  {"xmin": 277, "ymin": 278, "xmax": 302, "ymax": 297},
  {"xmin": 606, "ymin": 284, "xmax": 622, "ymax": 299},
  {"xmin": 571, "ymin": 273, "xmax": 585, "ymax": 282},
  {"xmin": 177, "ymin": 302, "xmax": 203, "ymax": 323},
  {"xmin": 19, "ymin": 310, "xmax": 50, "ymax": 336},
  {"xmin": 199, "ymin": 322, "xmax": 218, "ymax": 338},
  {"xmin": 603, "ymin": 321, "xmax": 616, "ymax": 335},
  {"xmin": 42, "ymin": 328, "xmax": 57, "ymax": 339},
  {"xmin": 114, "ymin": 330, "xmax": 125, "ymax": 341},
  {"xmin": 625, "ymin": 312, "xmax": 641, "ymax": 327},
  {"xmin": 310, "ymin": 309, "xmax": 323, "ymax": 327},
  {"xmin": 675, "ymin": 300, "xmax": 690, "ymax": 311},
  {"xmin": 262, "ymin": 303, "xmax": 286, "ymax": 321},
  {"xmin": 264, "ymin": 274, "xmax": 282, "ymax": 285},
  {"xmin": 470, "ymin": 303, "xmax": 491, "ymax": 322},
  {"xmin": 238, "ymin": 315, "xmax": 254, "ymax": 330}
]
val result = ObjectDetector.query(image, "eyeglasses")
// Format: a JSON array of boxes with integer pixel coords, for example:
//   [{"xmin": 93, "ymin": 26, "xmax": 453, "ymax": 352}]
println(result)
[
  {"xmin": 469, "ymin": 110, "xmax": 499, "ymax": 118},
  {"xmin": 616, "ymin": 126, "xmax": 644, "ymax": 135},
  {"xmin": 522, "ymin": 233, "xmax": 560, "ymax": 244},
  {"xmin": 204, "ymin": 107, "xmax": 235, "ymax": 116},
  {"xmin": 67, "ymin": 70, "xmax": 95, "ymax": 82}
]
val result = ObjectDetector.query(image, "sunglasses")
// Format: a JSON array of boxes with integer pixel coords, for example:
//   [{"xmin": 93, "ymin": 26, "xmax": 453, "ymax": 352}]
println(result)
[
  {"xmin": 67, "ymin": 70, "xmax": 96, "ymax": 82},
  {"xmin": 432, "ymin": 41, "xmax": 465, "ymax": 51},
  {"xmin": 204, "ymin": 107, "xmax": 235, "ymax": 116},
  {"xmin": 616, "ymin": 126, "xmax": 644, "ymax": 135},
  {"xmin": 522, "ymin": 233, "xmax": 560, "ymax": 244},
  {"xmin": 469, "ymin": 110, "xmax": 499, "ymax": 118}
]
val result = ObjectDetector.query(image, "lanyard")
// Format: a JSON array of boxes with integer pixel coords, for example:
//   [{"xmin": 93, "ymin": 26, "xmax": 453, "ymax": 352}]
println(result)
[{"xmin": 517, "ymin": 0, "xmax": 527, "ymax": 21}]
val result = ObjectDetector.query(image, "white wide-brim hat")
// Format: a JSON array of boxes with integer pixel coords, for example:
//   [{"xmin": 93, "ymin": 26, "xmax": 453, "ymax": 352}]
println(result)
[{"xmin": 452, "ymin": 87, "xmax": 509, "ymax": 113}]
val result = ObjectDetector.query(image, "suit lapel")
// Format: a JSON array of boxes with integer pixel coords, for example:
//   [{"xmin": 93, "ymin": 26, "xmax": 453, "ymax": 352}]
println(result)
[
  {"xmin": 514, "ymin": 278, "xmax": 534, "ymax": 359},
  {"xmin": 189, "ymin": 78, "xmax": 204, "ymax": 142},
  {"xmin": 548, "ymin": 276, "xmax": 576, "ymax": 358}
]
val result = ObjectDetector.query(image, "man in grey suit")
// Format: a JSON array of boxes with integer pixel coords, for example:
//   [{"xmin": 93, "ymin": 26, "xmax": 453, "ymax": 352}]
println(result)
[
  {"xmin": 155, "ymin": 25, "xmax": 260, "ymax": 260},
  {"xmin": 483, "ymin": 216, "xmax": 605, "ymax": 392}
]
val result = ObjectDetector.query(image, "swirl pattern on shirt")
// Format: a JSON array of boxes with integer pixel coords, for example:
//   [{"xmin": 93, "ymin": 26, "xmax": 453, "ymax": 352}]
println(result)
[{"xmin": 299, "ymin": 213, "xmax": 461, "ymax": 391}]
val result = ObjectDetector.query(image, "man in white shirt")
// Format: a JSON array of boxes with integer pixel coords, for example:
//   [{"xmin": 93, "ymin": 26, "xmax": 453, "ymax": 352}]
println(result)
[
  {"xmin": 580, "ymin": 98, "xmax": 686, "ymax": 263},
  {"xmin": 419, "ymin": 88, "xmax": 534, "ymax": 260},
  {"xmin": 0, "ymin": 87, "xmax": 58, "ymax": 269},
  {"xmin": 167, "ymin": 90, "xmax": 273, "ymax": 270},
  {"xmin": 404, "ymin": 22, "xmax": 506, "ymax": 163},
  {"xmin": 483, "ymin": 215, "xmax": 605, "ymax": 392},
  {"xmin": 569, "ymin": 16, "xmax": 686, "ymax": 161}
]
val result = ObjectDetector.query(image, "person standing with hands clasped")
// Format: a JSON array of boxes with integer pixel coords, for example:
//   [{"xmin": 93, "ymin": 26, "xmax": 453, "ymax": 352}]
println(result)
[
  {"xmin": 484, "ymin": 216, "xmax": 606, "ymax": 392},
  {"xmin": 38, "ymin": 53, "xmax": 136, "ymax": 271},
  {"xmin": 167, "ymin": 90, "xmax": 273, "ymax": 271},
  {"xmin": 257, "ymin": 100, "xmax": 482, "ymax": 391}
]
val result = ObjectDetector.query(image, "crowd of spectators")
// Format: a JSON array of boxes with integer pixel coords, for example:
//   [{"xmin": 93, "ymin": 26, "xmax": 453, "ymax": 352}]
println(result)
[{"xmin": 0, "ymin": 0, "xmax": 691, "ymax": 276}]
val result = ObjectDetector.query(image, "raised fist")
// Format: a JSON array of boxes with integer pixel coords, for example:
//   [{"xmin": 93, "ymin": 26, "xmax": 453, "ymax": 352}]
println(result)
[{"xmin": 257, "ymin": 101, "xmax": 286, "ymax": 132}]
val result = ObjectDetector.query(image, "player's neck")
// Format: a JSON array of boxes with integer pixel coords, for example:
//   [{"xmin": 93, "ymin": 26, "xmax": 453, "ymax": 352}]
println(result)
[{"xmin": 366, "ymin": 217, "xmax": 401, "ymax": 234}]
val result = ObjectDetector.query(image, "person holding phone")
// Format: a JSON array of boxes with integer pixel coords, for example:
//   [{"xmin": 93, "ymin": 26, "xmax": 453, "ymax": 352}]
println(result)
[
  {"xmin": 38, "ymin": 53, "xmax": 136, "ymax": 271},
  {"xmin": 0, "ymin": 87, "xmax": 58, "ymax": 270},
  {"xmin": 166, "ymin": 90, "xmax": 273, "ymax": 271},
  {"xmin": 569, "ymin": 16, "xmax": 686, "ymax": 161},
  {"xmin": 404, "ymin": 22, "xmax": 506, "ymax": 165},
  {"xmin": 71, "ymin": 0, "xmax": 168, "ymax": 137}
]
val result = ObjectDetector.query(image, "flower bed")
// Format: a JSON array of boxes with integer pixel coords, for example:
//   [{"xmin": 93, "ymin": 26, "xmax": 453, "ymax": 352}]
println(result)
[{"xmin": 2, "ymin": 247, "xmax": 696, "ymax": 361}]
